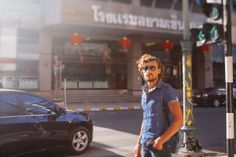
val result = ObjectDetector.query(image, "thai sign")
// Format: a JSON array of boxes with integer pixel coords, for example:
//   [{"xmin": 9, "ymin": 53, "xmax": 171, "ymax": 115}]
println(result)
[{"xmin": 91, "ymin": 4, "xmax": 202, "ymax": 31}]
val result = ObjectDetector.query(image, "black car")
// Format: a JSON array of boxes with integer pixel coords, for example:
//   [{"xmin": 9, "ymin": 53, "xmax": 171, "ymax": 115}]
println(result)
[
  {"xmin": 192, "ymin": 87, "xmax": 226, "ymax": 107},
  {"xmin": 0, "ymin": 89, "xmax": 93, "ymax": 157}
]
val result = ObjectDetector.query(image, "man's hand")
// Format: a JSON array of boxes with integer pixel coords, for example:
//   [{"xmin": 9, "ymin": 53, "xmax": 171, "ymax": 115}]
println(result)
[
  {"xmin": 146, "ymin": 137, "xmax": 163, "ymax": 150},
  {"xmin": 134, "ymin": 143, "xmax": 141, "ymax": 157}
]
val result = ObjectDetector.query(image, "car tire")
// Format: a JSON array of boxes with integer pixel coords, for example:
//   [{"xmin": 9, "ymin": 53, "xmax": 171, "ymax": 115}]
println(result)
[
  {"xmin": 213, "ymin": 99, "xmax": 221, "ymax": 107},
  {"xmin": 68, "ymin": 126, "xmax": 91, "ymax": 155}
]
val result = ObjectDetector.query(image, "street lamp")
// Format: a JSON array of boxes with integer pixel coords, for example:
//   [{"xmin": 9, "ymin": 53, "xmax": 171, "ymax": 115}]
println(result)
[{"xmin": 179, "ymin": 0, "xmax": 202, "ymax": 155}]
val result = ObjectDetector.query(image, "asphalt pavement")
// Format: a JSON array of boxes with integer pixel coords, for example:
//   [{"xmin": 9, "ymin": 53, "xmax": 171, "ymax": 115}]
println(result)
[{"xmin": 57, "ymin": 101, "xmax": 235, "ymax": 157}]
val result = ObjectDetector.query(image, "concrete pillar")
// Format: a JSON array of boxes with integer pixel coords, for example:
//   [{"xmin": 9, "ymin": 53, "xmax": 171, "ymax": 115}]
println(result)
[
  {"xmin": 194, "ymin": 52, "xmax": 203, "ymax": 89},
  {"xmin": 127, "ymin": 34, "xmax": 142, "ymax": 95},
  {"xmin": 194, "ymin": 52, "xmax": 213, "ymax": 89},
  {"xmin": 131, "ymin": 0, "xmax": 140, "ymax": 6},
  {"xmin": 204, "ymin": 52, "xmax": 213, "ymax": 88},
  {"xmin": 232, "ymin": 26, "xmax": 236, "ymax": 44},
  {"xmin": 39, "ymin": 31, "xmax": 52, "ymax": 91}
]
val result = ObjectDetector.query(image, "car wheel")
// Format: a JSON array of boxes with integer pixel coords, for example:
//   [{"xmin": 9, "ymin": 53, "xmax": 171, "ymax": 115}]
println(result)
[
  {"xmin": 213, "ymin": 99, "xmax": 221, "ymax": 107},
  {"xmin": 69, "ymin": 127, "xmax": 91, "ymax": 155}
]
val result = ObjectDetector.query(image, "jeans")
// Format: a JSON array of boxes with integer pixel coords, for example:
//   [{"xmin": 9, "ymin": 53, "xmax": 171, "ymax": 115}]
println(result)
[{"xmin": 141, "ymin": 144, "xmax": 171, "ymax": 157}]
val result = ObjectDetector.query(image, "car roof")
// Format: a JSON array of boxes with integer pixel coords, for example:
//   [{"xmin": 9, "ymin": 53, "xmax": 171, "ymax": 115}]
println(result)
[
  {"xmin": 0, "ymin": 89, "xmax": 28, "ymax": 93},
  {"xmin": 198, "ymin": 87, "xmax": 225, "ymax": 92},
  {"xmin": 0, "ymin": 89, "xmax": 55, "ymax": 103},
  {"xmin": 201, "ymin": 87, "xmax": 224, "ymax": 90}
]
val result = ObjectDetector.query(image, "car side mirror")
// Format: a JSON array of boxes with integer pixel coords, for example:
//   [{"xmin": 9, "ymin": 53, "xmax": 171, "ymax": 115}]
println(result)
[{"xmin": 57, "ymin": 107, "xmax": 66, "ymax": 114}]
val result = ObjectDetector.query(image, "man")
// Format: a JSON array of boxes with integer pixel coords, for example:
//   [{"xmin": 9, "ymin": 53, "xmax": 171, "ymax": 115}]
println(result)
[{"xmin": 134, "ymin": 54, "xmax": 183, "ymax": 157}]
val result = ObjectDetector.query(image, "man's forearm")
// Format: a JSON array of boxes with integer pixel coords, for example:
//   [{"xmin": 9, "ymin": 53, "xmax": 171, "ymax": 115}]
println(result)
[
  {"xmin": 136, "ymin": 121, "xmax": 143, "ymax": 145},
  {"xmin": 158, "ymin": 102, "xmax": 183, "ymax": 144}
]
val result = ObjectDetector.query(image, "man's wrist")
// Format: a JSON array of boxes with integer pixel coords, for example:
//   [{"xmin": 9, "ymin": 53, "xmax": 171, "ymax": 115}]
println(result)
[{"xmin": 155, "ymin": 137, "xmax": 164, "ymax": 145}]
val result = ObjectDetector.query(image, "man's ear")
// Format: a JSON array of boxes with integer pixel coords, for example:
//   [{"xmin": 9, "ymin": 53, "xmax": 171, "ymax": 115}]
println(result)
[
  {"xmin": 158, "ymin": 67, "xmax": 162, "ymax": 75},
  {"xmin": 140, "ymin": 71, "xmax": 144, "ymax": 78}
]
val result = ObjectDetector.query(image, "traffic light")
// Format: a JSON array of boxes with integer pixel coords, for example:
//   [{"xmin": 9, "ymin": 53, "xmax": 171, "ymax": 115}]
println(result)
[
  {"xmin": 191, "ymin": 0, "xmax": 224, "ymax": 47},
  {"xmin": 191, "ymin": 28, "xmax": 206, "ymax": 46}
]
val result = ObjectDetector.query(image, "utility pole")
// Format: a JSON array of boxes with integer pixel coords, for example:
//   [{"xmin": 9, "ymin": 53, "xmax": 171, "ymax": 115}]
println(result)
[
  {"xmin": 224, "ymin": 0, "xmax": 234, "ymax": 156},
  {"xmin": 179, "ymin": 0, "xmax": 202, "ymax": 154},
  {"xmin": 188, "ymin": 0, "xmax": 234, "ymax": 155}
]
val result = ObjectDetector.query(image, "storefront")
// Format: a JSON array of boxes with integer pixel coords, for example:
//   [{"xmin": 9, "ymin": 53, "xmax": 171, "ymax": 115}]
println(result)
[
  {"xmin": 38, "ymin": 0, "xmax": 206, "ymax": 91},
  {"xmin": 0, "ymin": 0, "xmax": 221, "ymax": 92}
]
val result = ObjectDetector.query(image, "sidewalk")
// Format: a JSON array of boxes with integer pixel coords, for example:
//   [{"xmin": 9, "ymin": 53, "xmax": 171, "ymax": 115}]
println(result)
[
  {"xmin": 174, "ymin": 148, "xmax": 230, "ymax": 157},
  {"xmin": 58, "ymin": 101, "xmax": 233, "ymax": 157}
]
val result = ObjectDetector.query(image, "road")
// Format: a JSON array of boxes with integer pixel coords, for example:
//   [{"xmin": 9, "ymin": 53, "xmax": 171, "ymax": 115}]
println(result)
[{"xmin": 29, "ymin": 107, "xmax": 236, "ymax": 157}]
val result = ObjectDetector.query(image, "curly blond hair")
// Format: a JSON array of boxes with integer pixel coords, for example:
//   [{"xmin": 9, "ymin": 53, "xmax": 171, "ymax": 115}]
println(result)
[{"xmin": 136, "ymin": 53, "xmax": 163, "ymax": 78}]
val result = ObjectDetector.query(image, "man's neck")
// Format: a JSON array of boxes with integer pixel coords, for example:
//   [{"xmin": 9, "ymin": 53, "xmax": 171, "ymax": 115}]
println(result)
[{"xmin": 147, "ymin": 79, "xmax": 159, "ymax": 90}]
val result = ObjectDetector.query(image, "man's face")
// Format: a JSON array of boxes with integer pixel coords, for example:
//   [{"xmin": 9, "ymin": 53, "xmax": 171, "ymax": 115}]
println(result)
[{"xmin": 142, "ymin": 60, "xmax": 161, "ymax": 82}]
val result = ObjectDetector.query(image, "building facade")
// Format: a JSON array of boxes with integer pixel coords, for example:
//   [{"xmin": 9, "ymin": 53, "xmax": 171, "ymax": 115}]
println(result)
[{"xmin": 0, "ymin": 0, "xmax": 236, "ymax": 92}]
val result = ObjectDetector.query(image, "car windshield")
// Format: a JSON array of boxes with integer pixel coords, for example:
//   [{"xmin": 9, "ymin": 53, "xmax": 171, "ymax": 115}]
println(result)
[
  {"xmin": 199, "ymin": 88, "xmax": 225, "ymax": 94},
  {"xmin": 201, "ymin": 88, "xmax": 215, "ymax": 93},
  {"xmin": 19, "ymin": 94, "xmax": 62, "ymax": 115},
  {"xmin": 217, "ymin": 88, "xmax": 226, "ymax": 94}
]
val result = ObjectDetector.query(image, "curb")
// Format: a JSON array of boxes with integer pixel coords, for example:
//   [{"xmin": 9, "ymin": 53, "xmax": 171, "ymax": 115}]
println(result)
[
  {"xmin": 174, "ymin": 149, "xmax": 228, "ymax": 157},
  {"xmin": 75, "ymin": 105, "xmax": 142, "ymax": 112}
]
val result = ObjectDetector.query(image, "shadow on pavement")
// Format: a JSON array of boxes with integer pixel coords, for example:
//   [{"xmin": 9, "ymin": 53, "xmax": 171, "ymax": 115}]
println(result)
[
  {"xmin": 78, "ymin": 142, "xmax": 125, "ymax": 157},
  {"xmin": 19, "ymin": 142, "xmax": 124, "ymax": 157},
  {"xmin": 87, "ymin": 110, "xmax": 142, "ymax": 135}
]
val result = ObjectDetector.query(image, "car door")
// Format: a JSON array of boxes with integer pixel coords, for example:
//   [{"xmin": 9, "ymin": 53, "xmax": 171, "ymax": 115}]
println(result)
[
  {"xmin": 0, "ymin": 92, "xmax": 32, "ymax": 156},
  {"xmin": 18, "ymin": 93, "xmax": 68, "ymax": 150}
]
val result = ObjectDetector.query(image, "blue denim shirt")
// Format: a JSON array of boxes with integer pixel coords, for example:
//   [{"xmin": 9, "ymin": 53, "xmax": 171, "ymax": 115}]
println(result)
[{"xmin": 140, "ymin": 80, "xmax": 179, "ymax": 145}]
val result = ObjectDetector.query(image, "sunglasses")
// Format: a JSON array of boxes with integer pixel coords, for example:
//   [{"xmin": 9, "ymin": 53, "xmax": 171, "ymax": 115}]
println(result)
[{"xmin": 143, "ymin": 66, "xmax": 157, "ymax": 72}]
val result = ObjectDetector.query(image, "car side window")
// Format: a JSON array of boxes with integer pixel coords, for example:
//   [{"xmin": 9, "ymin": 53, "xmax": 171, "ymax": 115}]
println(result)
[
  {"xmin": 0, "ymin": 93, "xmax": 23, "ymax": 117},
  {"xmin": 217, "ymin": 89, "xmax": 226, "ymax": 95},
  {"xmin": 19, "ymin": 94, "xmax": 56, "ymax": 115}
]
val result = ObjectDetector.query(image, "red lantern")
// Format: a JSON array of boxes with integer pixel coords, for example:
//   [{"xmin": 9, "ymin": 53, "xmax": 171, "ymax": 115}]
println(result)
[
  {"xmin": 119, "ymin": 37, "xmax": 132, "ymax": 49},
  {"xmin": 197, "ymin": 44, "xmax": 211, "ymax": 53},
  {"xmin": 70, "ymin": 33, "xmax": 84, "ymax": 46},
  {"xmin": 162, "ymin": 40, "xmax": 174, "ymax": 52}
]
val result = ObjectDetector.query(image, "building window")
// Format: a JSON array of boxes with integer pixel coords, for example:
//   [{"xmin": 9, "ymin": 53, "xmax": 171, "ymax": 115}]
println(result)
[
  {"xmin": 211, "ymin": 44, "xmax": 236, "ymax": 63},
  {"xmin": 16, "ymin": 29, "xmax": 39, "ymax": 82},
  {"xmin": 140, "ymin": 0, "xmax": 202, "ymax": 13},
  {"xmin": 140, "ymin": 0, "xmax": 154, "ymax": 7},
  {"xmin": 95, "ymin": 0, "xmax": 131, "ymax": 4},
  {"xmin": 112, "ymin": 0, "xmax": 131, "ymax": 3},
  {"xmin": 232, "ymin": 0, "xmax": 236, "ymax": 10},
  {"xmin": 17, "ymin": 29, "xmax": 39, "ymax": 54},
  {"xmin": 140, "ymin": 0, "xmax": 181, "ymax": 9},
  {"xmin": 17, "ymin": 29, "xmax": 40, "ymax": 61}
]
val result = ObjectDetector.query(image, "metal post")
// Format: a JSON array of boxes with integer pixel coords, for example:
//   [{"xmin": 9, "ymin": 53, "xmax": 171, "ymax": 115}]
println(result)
[
  {"xmin": 54, "ymin": 56, "xmax": 58, "ymax": 90},
  {"xmin": 59, "ymin": 60, "xmax": 62, "ymax": 90},
  {"xmin": 64, "ymin": 78, "xmax": 68, "ymax": 109},
  {"xmin": 180, "ymin": 0, "xmax": 202, "ymax": 153},
  {"xmin": 224, "ymin": 0, "xmax": 234, "ymax": 156}
]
